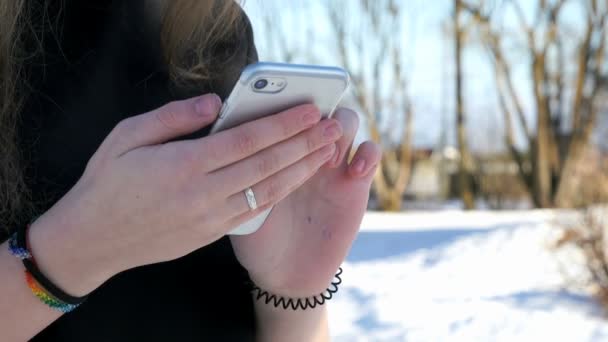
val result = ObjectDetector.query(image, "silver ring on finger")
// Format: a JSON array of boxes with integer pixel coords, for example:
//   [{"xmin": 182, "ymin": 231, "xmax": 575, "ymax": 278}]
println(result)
[{"xmin": 244, "ymin": 187, "xmax": 258, "ymax": 211}]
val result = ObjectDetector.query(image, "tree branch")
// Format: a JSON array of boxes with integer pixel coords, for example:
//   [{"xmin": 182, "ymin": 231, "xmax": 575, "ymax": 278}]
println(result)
[
  {"xmin": 510, "ymin": 0, "xmax": 536, "ymax": 49},
  {"xmin": 496, "ymin": 64, "xmax": 534, "ymax": 193}
]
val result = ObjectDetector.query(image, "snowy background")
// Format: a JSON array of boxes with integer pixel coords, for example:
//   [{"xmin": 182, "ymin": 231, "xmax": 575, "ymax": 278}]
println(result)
[{"xmin": 328, "ymin": 210, "xmax": 608, "ymax": 341}]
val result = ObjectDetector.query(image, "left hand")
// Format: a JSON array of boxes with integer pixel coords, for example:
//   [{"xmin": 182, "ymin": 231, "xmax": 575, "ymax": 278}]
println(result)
[{"xmin": 230, "ymin": 108, "xmax": 381, "ymax": 297}]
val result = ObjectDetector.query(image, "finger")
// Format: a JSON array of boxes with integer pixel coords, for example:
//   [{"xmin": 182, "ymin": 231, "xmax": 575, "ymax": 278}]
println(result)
[
  {"xmin": 211, "ymin": 119, "xmax": 342, "ymax": 195},
  {"xmin": 348, "ymin": 141, "xmax": 382, "ymax": 178},
  {"xmin": 328, "ymin": 108, "xmax": 359, "ymax": 168},
  {"xmin": 224, "ymin": 165, "xmax": 316, "ymax": 232},
  {"xmin": 223, "ymin": 143, "xmax": 336, "ymax": 220},
  {"xmin": 106, "ymin": 94, "xmax": 221, "ymax": 157},
  {"xmin": 187, "ymin": 104, "xmax": 322, "ymax": 172}
]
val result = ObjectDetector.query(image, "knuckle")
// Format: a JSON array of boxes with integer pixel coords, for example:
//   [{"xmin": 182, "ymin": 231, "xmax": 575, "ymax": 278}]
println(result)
[
  {"xmin": 155, "ymin": 103, "xmax": 181, "ymax": 130},
  {"xmin": 301, "ymin": 104, "xmax": 321, "ymax": 118},
  {"xmin": 311, "ymin": 107, "xmax": 322, "ymax": 121},
  {"xmin": 277, "ymin": 115, "xmax": 295, "ymax": 137},
  {"xmin": 233, "ymin": 131, "xmax": 257, "ymax": 155},
  {"xmin": 114, "ymin": 118, "xmax": 136, "ymax": 137},
  {"xmin": 161, "ymin": 100, "xmax": 181, "ymax": 113},
  {"xmin": 107, "ymin": 119, "xmax": 137, "ymax": 150},
  {"xmin": 256, "ymin": 153, "xmax": 280, "ymax": 178},
  {"xmin": 99, "ymin": 119, "xmax": 136, "ymax": 158},
  {"xmin": 306, "ymin": 133, "xmax": 319, "ymax": 153},
  {"xmin": 315, "ymin": 144, "xmax": 335, "ymax": 165},
  {"xmin": 263, "ymin": 180, "xmax": 284, "ymax": 203}
]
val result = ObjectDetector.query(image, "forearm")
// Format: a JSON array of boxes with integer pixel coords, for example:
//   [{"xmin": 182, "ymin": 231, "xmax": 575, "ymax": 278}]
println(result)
[
  {"xmin": 0, "ymin": 241, "xmax": 64, "ymax": 341},
  {"xmin": 253, "ymin": 298, "xmax": 330, "ymax": 342},
  {"xmin": 0, "ymin": 212, "xmax": 105, "ymax": 341}
]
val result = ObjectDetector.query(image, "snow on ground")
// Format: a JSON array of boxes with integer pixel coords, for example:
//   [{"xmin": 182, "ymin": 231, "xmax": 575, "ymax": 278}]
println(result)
[{"xmin": 328, "ymin": 210, "xmax": 608, "ymax": 342}]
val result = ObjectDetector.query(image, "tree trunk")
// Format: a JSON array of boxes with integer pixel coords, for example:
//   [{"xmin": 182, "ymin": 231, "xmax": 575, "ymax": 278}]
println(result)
[
  {"xmin": 460, "ymin": 0, "xmax": 607, "ymax": 209},
  {"xmin": 371, "ymin": 106, "xmax": 413, "ymax": 212},
  {"xmin": 532, "ymin": 53, "xmax": 553, "ymax": 208},
  {"xmin": 328, "ymin": 0, "xmax": 414, "ymax": 212},
  {"xmin": 454, "ymin": 0, "xmax": 475, "ymax": 210},
  {"xmin": 377, "ymin": 190, "xmax": 403, "ymax": 212}
]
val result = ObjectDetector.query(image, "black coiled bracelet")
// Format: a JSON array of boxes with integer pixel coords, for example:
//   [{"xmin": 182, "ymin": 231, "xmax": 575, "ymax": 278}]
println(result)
[{"xmin": 248, "ymin": 267, "xmax": 343, "ymax": 310}]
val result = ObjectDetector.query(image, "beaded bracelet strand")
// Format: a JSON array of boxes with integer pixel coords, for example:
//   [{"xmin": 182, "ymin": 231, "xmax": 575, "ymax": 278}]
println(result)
[
  {"xmin": 24, "ymin": 271, "xmax": 80, "ymax": 313},
  {"xmin": 249, "ymin": 267, "xmax": 343, "ymax": 311},
  {"xmin": 8, "ymin": 220, "xmax": 86, "ymax": 313},
  {"xmin": 8, "ymin": 232, "xmax": 31, "ymax": 260}
]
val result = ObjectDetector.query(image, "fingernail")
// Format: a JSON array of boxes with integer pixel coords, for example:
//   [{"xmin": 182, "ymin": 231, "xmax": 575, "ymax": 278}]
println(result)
[
  {"xmin": 323, "ymin": 122, "xmax": 342, "ymax": 140},
  {"xmin": 195, "ymin": 93, "xmax": 222, "ymax": 117},
  {"xmin": 354, "ymin": 159, "xmax": 366, "ymax": 174},
  {"xmin": 322, "ymin": 144, "xmax": 337, "ymax": 159}
]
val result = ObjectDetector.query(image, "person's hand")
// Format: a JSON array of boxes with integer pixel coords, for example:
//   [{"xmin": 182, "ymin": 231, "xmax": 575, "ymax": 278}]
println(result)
[
  {"xmin": 29, "ymin": 95, "xmax": 343, "ymax": 296},
  {"xmin": 231, "ymin": 108, "xmax": 381, "ymax": 297}
]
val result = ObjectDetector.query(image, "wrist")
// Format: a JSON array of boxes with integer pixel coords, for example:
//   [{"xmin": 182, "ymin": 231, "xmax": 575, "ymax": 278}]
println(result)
[
  {"xmin": 253, "ymin": 296, "xmax": 330, "ymax": 342},
  {"xmin": 248, "ymin": 266, "xmax": 343, "ymax": 300},
  {"xmin": 248, "ymin": 274, "xmax": 323, "ymax": 299},
  {"xmin": 27, "ymin": 210, "xmax": 113, "ymax": 297}
]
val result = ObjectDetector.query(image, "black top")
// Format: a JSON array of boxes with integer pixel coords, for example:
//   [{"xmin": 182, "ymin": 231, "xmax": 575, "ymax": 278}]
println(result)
[{"xmin": 12, "ymin": 1, "xmax": 258, "ymax": 340}]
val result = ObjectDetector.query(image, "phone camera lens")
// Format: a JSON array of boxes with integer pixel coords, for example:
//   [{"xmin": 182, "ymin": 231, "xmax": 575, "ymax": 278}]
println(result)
[{"xmin": 254, "ymin": 79, "xmax": 268, "ymax": 90}]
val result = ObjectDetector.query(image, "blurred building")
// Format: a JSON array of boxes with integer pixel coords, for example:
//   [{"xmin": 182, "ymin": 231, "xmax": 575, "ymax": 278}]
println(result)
[
  {"xmin": 404, "ymin": 147, "xmax": 458, "ymax": 200},
  {"xmin": 404, "ymin": 148, "xmax": 443, "ymax": 200},
  {"xmin": 404, "ymin": 146, "xmax": 530, "ymax": 208}
]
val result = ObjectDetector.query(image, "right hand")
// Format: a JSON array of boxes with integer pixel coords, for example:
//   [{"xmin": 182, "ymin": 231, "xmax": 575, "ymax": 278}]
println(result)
[{"xmin": 28, "ymin": 94, "xmax": 343, "ymax": 296}]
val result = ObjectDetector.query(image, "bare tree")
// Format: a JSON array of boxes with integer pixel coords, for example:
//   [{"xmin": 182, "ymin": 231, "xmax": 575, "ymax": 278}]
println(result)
[
  {"xmin": 454, "ymin": 0, "xmax": 477, "ymax": 209},
  {"xmin": 326, "ymin": 0, "xmax": 414, "ymax": 211},
  {"xmin": 461, "ymin": 0, "xmax": 608, "ymax": 208},
  {"xmin": 255, "ymin": 0, "xmax": 316, "ymax": 63}
]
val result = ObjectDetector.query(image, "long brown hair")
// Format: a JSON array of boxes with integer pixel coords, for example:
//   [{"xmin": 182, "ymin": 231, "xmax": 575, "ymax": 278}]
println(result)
[{"xmin": 0, "ymin": 1, "xmax": 243, "ymax": 231}]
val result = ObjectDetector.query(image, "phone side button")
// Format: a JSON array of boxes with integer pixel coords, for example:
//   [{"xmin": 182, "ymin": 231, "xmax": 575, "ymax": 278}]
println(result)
[{"xmin": 218, "ymin": 104, "xmax": 229, "ymax": 118}]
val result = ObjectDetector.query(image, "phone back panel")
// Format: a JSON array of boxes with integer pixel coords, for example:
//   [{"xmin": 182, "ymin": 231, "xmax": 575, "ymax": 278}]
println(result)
[
  {"xmin": 211, "ymin": 62, "xmax": 350, "ymax": 134},
  {"xmin": 212, "ymin": 62, "xmax": 350, "ymax": 235}
]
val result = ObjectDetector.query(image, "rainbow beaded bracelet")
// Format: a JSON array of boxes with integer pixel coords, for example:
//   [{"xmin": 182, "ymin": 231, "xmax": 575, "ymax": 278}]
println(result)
[
  {"xmin": 25, "ymin": 271, "xmax": 80, "ymax": 313},
  {"xmin": 8, "ymin": 232, "xmax": 31, "ymax": 260},
  {"xmin": 8, "ymin": 221, "xmax": 85, "ymax": 313}
]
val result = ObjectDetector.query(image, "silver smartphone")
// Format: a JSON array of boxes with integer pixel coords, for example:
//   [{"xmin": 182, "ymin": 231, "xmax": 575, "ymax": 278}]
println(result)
[{"xmin": 211, "ymin": 62, "xmax": 350, "ymax": 235}]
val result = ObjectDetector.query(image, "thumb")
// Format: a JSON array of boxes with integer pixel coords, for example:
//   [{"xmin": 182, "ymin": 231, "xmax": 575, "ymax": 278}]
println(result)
[{"xmin": 108, "ymin": 93, "xmax": 222, "ymax": 156}]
